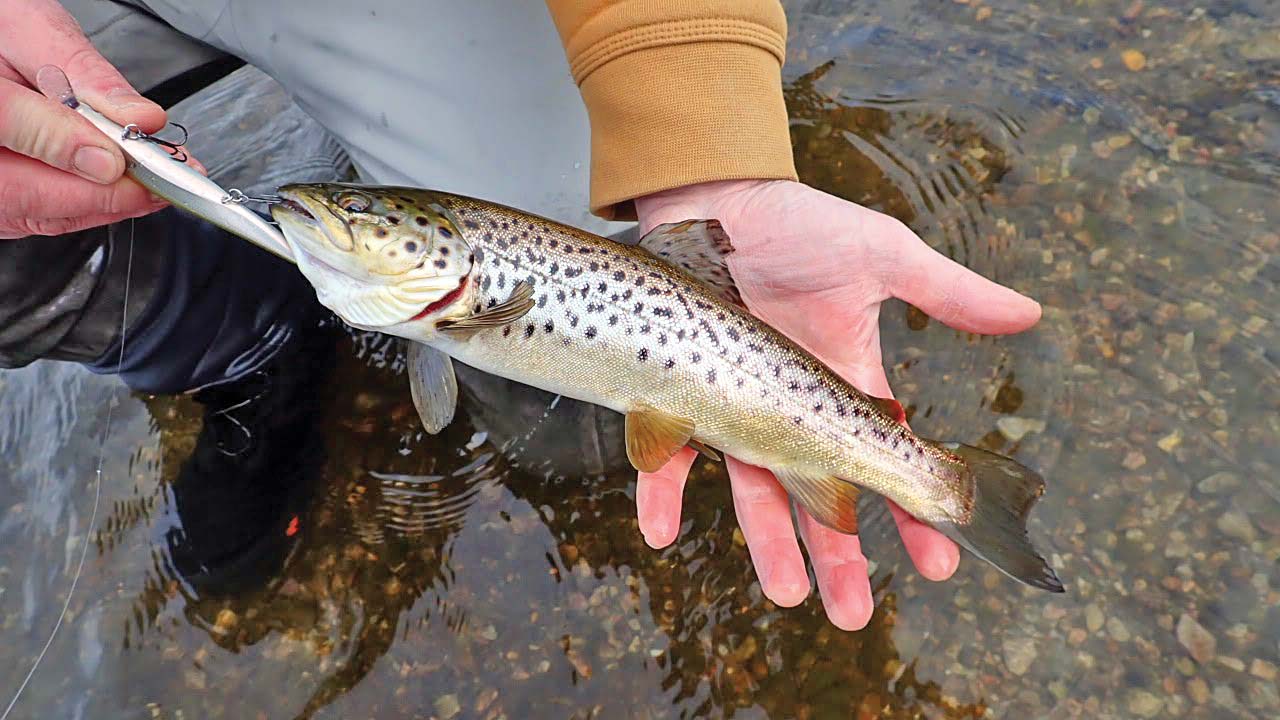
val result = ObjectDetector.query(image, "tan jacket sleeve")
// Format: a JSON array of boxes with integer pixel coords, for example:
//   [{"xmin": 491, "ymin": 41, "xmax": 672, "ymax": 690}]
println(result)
[{"xmin": 545, "ymin": 1, "xmax": 798, "ymax": 220}]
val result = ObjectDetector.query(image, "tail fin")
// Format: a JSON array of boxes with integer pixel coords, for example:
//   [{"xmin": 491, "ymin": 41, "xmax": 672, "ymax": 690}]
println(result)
[{"xmin": 925, "ymin": 441, "xmax": 1065, "ymax": 593}]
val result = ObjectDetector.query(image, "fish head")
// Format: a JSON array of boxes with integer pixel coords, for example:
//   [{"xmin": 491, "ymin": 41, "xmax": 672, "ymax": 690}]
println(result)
[{"xmin": 272, "ymin": 183, "xmax": 474, "ymax": 330}]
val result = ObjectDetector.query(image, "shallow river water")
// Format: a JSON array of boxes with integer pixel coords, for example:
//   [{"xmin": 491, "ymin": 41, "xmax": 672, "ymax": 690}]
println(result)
[{"xmin": 2, "ymin": 1, "xmax": 1277, "ymax": 718}]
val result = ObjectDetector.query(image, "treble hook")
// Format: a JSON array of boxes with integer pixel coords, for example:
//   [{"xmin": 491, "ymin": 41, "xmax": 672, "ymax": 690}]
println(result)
[{"xmin": 121, "ymin": 122, "xmax": 190, "ymax": 163}]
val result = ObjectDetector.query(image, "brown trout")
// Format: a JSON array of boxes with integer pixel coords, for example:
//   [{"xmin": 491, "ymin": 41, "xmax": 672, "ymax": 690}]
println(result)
[{"xmin": 271, "ymin": 184, "xmax": 1063, "ymax": 592}]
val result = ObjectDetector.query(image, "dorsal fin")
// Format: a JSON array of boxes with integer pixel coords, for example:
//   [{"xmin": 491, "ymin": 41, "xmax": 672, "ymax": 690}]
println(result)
[{"xmin": 637, "ymin": 220, "xmax": 743, "ymax": 307}]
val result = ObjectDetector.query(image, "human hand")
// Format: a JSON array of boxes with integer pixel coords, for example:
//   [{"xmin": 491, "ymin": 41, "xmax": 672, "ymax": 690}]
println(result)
[
  {"xmin": 0, "ymin": 0, "xmax": 177, "ymax": 238},
  {"xmin": 633, "ymin": 179, "xmax": 1042, "ymax": 630}
]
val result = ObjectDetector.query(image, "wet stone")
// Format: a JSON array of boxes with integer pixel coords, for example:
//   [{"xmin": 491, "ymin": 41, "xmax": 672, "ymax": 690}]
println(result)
[
  {"xmin": 1198, "ymin": 472, "xmax": 1240, "ymax": 494},
  {"xmin": 1085, "ymin": 604, "xmax": 1104, "ymax": 633},
  {"xmin": 434, "ymin": 694, "xmax": 461, "ymax": 720},
  {"xmin": 995, "ymin": 417, "xmax": 1046, "ymax": 442},
  {"xmin": 1127, "ymin": 689, "xmax": 1163, "ymax": 717},
  {"xmin": 1106, "ymin": 617, "xmax": 1131, "ymax": 642},
  {"xmin": 1002, "ymin": 637, "xmax": 1038, "ymax": 676},
  {"xmin": 1217, "ymin": 511, "xmax": 1257, "ymax": 542},
  {"xmin": 1177, "ymin": 614, "xmax": 1217, "ymax": 664}
]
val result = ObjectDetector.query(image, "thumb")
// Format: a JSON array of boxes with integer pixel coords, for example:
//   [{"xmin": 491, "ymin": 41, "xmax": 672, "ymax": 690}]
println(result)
[
  {"xmin": 885, "ymin": 233, "xmax": 1041, "ymax": 335},
  {"xmin": 0, "ymin": 0, "xmax": 165, "ymax": 132}
]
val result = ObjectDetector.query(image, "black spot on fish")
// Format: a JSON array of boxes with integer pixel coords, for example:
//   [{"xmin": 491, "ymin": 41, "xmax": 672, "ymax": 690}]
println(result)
[
  {"xmin": 487, "ymin": 298, "xmax": 497, "ymax": 308},
  {"xmin": 676, "ymin": 329, "xmax": 685, "ymax": 341},
  {"xmin": 464, "ymin": 220, "xmax": 479, "ymax": 230},
  {"xmin": 735, "ymin": 378, "xmax": 744, "ymax": 388},
  {"xmin": 608, "ymin": 315, "xmax": 618, "ymax": 326},
  {"xmin": 524, "ymin": 324, "xmax": 535, "ymax": 338},
  {"xmin": 544, "ymin": 321, "xmax": 554, "ymax": 333},
  {"xmin": 690, "ymin": 353, "xmax": 701, "ymax": 364},
  {"xmin": 549, "ymin": 238, "xmax": 558, "ymax": 248},
  {"xmin": 482, "ymin": 275, "xmax": 491, "ymax": 290},
  {"xmin": 622, "ymin": 289, "xmax": 632, "ymax": 300},
  {"xmin": 613, "ymin": 271, "xmax": 625, "ymax": 282},
  {"xmin": 788, "ymin": 382, "xmax": 800, "ymax": 391},
  {"xmin": 707, "ymin": 369, "xmax": 716, "ymax": 384},
  {"xmin": 556, "ymin": 290, "xmax": 566, "ymax": 303},
  {"xmin": 633, "ymin": 302, "xmax": 644, "ymax": 314},
  {"xmin": 432, "ymin": 258, "xmax": 447, "ymax": 269},
  {"xmin": 637, "ymin": 348, "xmax": 649, "ymax": 362},
  {"xmin": 388, "ymin": 216, "xmax": 402, "ymax": 225},
  {"xmin": 634, "ymin": 276, "xmax": 644, "ymax": 286},
  {"xmin": 814, "ymin": 403, "xmax": 823, "ymax": 412},
  {"xmin": 726, "ymin": 327, "xmax": 740, "ymax": 341},
  {"xmin": 585, "ymin": 326, "xmax": 597, "ymax": 339},
  {"xmin": 503, "ymin": 326, "xmax": 511, "ymax": 337},
  {"xmin": 597, "ymin": 282, "xmax": 607, "ymax": 293},
  {"xmin": 375, "ymin": 228, "xmax": 389, "ymax": 238},
  {"xmin": 565, "ymin": 267, "xmax": 581, "ymax": 278},
  {"xmin": 549, "ymin": 262, "xmax": 559, "ymax": 275},
  {"xmin": 590, "ymin": 262, "xmax": 599, "ymax": 271},
  {"xmin": 416, "ymin": 216, "xmax": 430, "ymax": 227},
  {"xmin": 537, "ymin": 295, "xmax": 547, "ymax": 308},
  {"xmin": 658, "ymin": 333, "xmax": 668, "ymax": 345},
  {"xmin": 653, "ymin": 307, "xmax": 672, "ymax": 318},
  {"xmin": 438, "ymin": 246, "xmax": 449, "ymax": 256},
  {"xmin": 664, "ymin": 358, "xmax": 675, "ymax": 369}
]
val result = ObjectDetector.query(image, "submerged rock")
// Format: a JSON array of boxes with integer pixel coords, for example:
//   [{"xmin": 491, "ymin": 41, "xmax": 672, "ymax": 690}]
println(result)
[{"xmin": 1176, "ymin": 614, "xmax": 1217, "ymax": 664}]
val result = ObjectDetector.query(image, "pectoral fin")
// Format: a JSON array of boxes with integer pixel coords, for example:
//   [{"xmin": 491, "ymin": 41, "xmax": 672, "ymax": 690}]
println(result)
[
  {"xmin": 437, "ymin": 281, "xmax": 535, "ymax": 339},
  {"xmin": 636, "ymin": 220, "xmax": 743, "ymax": 307},
  {"xmin": 407, "ymin": 342, "xmax": 457, "ymax": 434},
  {"xmin": 625, "ymin": 406, "xmax": 695, "ymax": 472},
  {"xmin": 772, "ymin": 467, "xmax": 861, "ymax": 534}
]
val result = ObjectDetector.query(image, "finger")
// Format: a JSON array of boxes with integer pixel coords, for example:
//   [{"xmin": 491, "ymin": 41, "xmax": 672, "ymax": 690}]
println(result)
[
  {"xmin": 795, "ymin": 508, "xmax": 874, "ymax": 631},
  {"xmin": 636, "ymin": 447, "xmax": 697, "ymax": 548},
  {"xmin": 835, "ymin": 347, "xmax": 962, "ymax": 583},
  {"xmin": 1, "ymin": 207, "xmax": 157, "ymax": 239},
  {"xmin": 0, "ymin": 78, "xmax": 127, "ymax": 183},
  {"xmin": 887, "ymin": 500, "xmax": 960, "ymax": 581},
  {"xmin": 880, "ymin": 224, "xmax": 1041, "ymax": 335},
  {"xmin": 727, "ymin": 457, "xmax": 810, "ymax": 606},
  {"xmin": 0, "ymin": 0, "xmax": 164, "ymax": 131},
  {"xmin": 0, "ymin": 149, "xmax": 160, "ymax": 219}
]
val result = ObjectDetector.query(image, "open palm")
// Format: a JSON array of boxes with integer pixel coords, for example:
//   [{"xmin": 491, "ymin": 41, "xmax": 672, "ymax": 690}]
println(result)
[{"xmin": 633, "ymin": 179, "xmax": 1041, "ymax": 630}]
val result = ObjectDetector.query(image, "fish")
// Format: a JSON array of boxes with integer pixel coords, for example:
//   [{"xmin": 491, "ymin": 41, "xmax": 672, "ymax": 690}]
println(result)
[{"xmin": 271, "ymin": 183, "xmax": 1064, "ymax": 592}]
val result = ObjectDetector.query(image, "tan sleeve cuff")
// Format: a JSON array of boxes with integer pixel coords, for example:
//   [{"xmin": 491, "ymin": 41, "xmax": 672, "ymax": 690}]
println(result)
[{"xmin": 549, "ymin": 4, "xmax": 798, "ymax": 220}]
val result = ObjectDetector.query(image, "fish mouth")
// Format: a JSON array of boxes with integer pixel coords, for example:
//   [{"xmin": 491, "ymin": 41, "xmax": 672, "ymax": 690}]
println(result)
[
  {"xmin": 279, "ymin": 198, "xmax": 313, "ymax": 220},
  {"xmin": 273, "ymin": 189, "xmax": 355, "ymax": 252}
]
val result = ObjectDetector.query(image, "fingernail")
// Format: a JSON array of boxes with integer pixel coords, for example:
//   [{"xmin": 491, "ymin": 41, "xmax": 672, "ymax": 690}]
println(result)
[
  {"xmin": 73, "ymin": 146, "xmax": 121, "ymax": 184},
  {"xmin": 106, "ymin": 87, "xmax": 159, "ymax": 111}
]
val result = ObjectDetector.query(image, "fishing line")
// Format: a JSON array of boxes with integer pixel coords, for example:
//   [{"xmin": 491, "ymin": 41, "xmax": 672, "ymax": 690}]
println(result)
[{"xmin": 2, "ymin": 219, "xmax": 134, "ymax": 720}]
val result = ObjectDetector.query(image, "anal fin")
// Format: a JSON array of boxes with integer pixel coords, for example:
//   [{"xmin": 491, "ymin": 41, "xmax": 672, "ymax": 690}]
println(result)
[
  {"xmin": 625, "ymin": 406, "xmax": 695, "ymax": 473},
  {"xmin": 688, "ymin": 439, "xmax": 721, "ymax": 462},
  {"xmin": 772, "ymin": 467, "xmax": 860, "ymax": 534},
  {"xmin": 867, "ymin": 395, "xmax": 907, "ymax": 425}
]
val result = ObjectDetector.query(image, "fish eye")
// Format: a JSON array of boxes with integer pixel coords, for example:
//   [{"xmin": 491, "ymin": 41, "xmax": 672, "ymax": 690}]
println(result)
[{"xmin": 335, "ymin": 191, "xmax": 371, "ymax": 213}]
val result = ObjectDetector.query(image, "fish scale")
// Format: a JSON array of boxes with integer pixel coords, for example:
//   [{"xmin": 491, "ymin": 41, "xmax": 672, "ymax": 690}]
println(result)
[
  {"xmin": 272, "ymin": 183, "xmax": 1063, "ymax": 592},
  {"xmin": 427, "ymin": 195, "xmax": 968, "ymax": 524}
]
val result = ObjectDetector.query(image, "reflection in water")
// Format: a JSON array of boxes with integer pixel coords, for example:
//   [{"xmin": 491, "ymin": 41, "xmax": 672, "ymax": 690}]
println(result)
[{"xmin": 2, "ymin": 1, "xmax": 1278, "ymax": 718}]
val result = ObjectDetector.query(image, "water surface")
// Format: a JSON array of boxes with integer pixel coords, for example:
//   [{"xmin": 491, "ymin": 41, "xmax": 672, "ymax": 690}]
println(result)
[{"xmin": 2, "ymin": 1, "xmax": 1277, "ymax": 718}]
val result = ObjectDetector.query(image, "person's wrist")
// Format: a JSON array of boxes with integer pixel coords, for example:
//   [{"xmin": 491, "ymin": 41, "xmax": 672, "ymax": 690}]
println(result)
[{"xmin": 632, "ymin": 178, "xmax": 778, "ymax": 233}]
